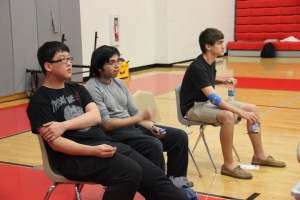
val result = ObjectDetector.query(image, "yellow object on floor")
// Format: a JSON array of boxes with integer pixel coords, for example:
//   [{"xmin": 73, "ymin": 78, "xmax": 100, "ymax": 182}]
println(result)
[{"xmin": 117, "ymin": 60, "xmax": 129, "ymax": 79}]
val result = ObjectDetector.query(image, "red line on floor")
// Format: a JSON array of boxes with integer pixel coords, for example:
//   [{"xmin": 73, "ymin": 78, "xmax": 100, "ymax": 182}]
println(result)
[{"xmin": 236, "ymin": 77, "xmax": 300, "ymax": 91}]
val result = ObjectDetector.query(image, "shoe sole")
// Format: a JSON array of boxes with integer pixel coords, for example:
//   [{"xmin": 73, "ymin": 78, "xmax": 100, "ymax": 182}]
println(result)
[
  {"xmin": 221, "ymin": 171, "xmax": 253, "ymax": 180},
  {"xmin": 251, "ymin": 162, "xmax": 286, "ymax": 168}
]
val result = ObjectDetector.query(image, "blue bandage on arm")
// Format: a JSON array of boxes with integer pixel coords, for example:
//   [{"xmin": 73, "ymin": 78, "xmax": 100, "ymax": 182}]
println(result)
[{"xmin": 207, "ymin": 93, "xmax": 222, "ymax": 107}]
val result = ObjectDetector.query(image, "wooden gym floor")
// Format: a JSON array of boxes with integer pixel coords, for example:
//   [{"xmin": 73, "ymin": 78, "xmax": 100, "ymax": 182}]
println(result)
[{"xmin": 0, "ymin": 56, "xmax": 300, "ymax": 199}]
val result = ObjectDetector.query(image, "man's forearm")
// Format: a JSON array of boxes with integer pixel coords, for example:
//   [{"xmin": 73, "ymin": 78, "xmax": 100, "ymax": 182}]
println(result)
[
  {"xmin": 62, "ymin": 103, "xmax": 101, "ymax": 131},
  {"xmin": 102, "ymin": 115, "xmax": 143, "ymax": 132},
  {"xmin": 215, "ymin": 79, "xmax": 226, "ymax": 85},
  {"xmin": 138, "ymin": 120, "xmax": 154, "ymax": 130},
  {"xmin": 48, "ymin": 137, "xmax": 97, "ymax": 156}
]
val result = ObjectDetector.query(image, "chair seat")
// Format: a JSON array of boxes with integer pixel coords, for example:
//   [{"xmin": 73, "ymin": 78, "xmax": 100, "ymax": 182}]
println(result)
[{"xmin": 37, "ymin": 135, "xmax": 96, "ymax": 200}]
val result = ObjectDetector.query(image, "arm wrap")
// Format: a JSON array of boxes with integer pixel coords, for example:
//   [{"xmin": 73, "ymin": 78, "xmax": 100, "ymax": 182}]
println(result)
[{"xmin": 207, "ymin": 93, "xmax": 222, "ymax": 107}]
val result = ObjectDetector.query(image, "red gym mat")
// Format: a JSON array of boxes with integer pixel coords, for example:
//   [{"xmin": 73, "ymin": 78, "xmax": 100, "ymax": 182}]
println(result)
[
  {"xmin": 0, "ymin": 164, "xmax": 229, "ymax": 200},
  {"xmin": 0, "ymin": 103, "xmax": 30, "ymax": 138}
]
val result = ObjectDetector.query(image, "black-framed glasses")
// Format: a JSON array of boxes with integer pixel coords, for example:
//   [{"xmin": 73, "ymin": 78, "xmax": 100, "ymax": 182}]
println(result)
[
  {"xmin": 48, "ymin": 57, "xmax": 74, "ymax": 64},
  {"xmin": 106, "ymin": 58, "xmax": 124, "ymax": 65}
]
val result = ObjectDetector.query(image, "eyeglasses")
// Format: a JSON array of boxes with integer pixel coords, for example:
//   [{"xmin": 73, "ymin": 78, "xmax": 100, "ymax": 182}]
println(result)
[
  {"xmin": 48, "ymin": 57, "xmax": 74, "ymax": 64},
  {"xmin": 106, "ymin": 58, "xmax": 124, "ymax": 65}
]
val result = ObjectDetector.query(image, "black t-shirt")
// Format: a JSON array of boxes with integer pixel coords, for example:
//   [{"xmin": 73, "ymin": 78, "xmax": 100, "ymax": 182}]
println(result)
[
  {"xmin": 27, "ymin": 82, "xmax": 113, "ymax": 168},
  {"xmin": 180, "ymin": 54, "xmax": 217, "ymax": 115}
]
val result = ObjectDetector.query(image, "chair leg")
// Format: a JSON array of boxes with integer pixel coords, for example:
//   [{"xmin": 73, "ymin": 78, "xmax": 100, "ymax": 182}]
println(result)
[
  {"xmin": 44, "ymin": 182, "xmax": 59, "ymax": 200},
  {"xmin": 188, "ymin": 145, "xmax": 201, "ymax": 177},
  {"xmin": 232, "ymin": 144, "xmax": 241, "ymax": 162},
  {"xmin": 200, "ymin": 125, "xmax": 218, "ymax": 174},
  {"xmin": 192, "ymin": 125, "xmax": 204, "ymax": 153},
  {"xmin": 73, "ymin": 183, "xmax": 83, "ymax": 200}
]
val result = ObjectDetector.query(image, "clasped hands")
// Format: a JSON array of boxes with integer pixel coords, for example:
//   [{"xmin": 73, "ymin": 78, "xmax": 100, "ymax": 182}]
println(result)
[{"xmin": 41, "ymin": 121, "xmax": 66, "ymax": 142}]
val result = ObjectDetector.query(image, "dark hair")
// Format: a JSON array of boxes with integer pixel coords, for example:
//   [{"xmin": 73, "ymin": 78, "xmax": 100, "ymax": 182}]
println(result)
[
  {"xmin": 89, "ymin": 45, "xmax": 120, "ymax": 78},
  {"xmin": 199, "ymin": 28, "xmax": 224, "ymax": 53},
  {"xmin": 37, "ymin": 41, "xmax": 70, "ymax": 74}
]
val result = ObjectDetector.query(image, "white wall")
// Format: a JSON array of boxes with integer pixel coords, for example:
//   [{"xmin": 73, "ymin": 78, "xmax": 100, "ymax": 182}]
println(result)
[
  {"xmin": 166, "ymin": 0, "xmax": 236, "ymax": 63},
  {"xmin": 79, "ymin": 0, "xmax": 235, "ymax": 69}
]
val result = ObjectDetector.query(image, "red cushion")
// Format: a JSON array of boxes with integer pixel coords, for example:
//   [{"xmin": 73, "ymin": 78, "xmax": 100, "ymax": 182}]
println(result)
[
  {"xmin": 236, "ymin": 9, "xmax": 251, "ymax": 16},
  {"xmin": 251, "ymin": 8, "xmax": 266, "ymax": 16},
  {"xmin": 251, "ymin": 1, "xmax": 267, "ymax": 8},
  {"xmin": 273, "ymin": 42, "xmax": 290, "ymax": 50},
  {"xmin": 252, "ymin": 25, "xmax": 265, "ymax": 32},
  {"xmin": 281, "ymin": 0, "xmax": 299, "ymax": 7},
  {"xmin": 265, "ymin": 32, "xmax": 281, "ymax": 39},
  {"xmin": 288, "ymin": 42, "xmax": 300, "ymax": 50},
  {"xmin": 228, "ymin": 41, "xmax": 300, "ymax": 51},
  {"xmin": 241, "ymin": 42, "xmax": 260, "ymax": 50},
  {"xmin": 265, "ymin": 16, "xmax": 281, "ymax": 24},
  {"xmin": 236, "ymin": 33, "xmax": 251, "ymax": 40},
  {"xmin": 267, "ymin": 0, "xmax": 282, "ymax": 7},
  {"xmin": 236, "ymin": 25, "xmax": 251, "ymax": 33},
  {"xmin": 281, "ymin": 7, "xmax": 298, "ymax": 15},
  {"xmin": 236, "ymin": 17, "xmax": 251, "ymax": 24},
  {"xmin": 280, "ymin": 24, "xmax": 297, "ymax": 32},
  {"xmin": 293, "ymin": 33, "xmax": 300, "ymax": 39},
  {"xmin": 267, "ymin": 7, "xmax": 282, "ymax": 16},
  {"xmin": 236, "ymin": 1, "xmax": 251, "ymax": 8},
  {"xmin": 281, "ymin": 15, "xmax": 297, "ymax": 23},
  {"xmin": 265, "ymin": 24, "xmax": 280, "ymax": 32},
  {"xmin": 250, "ymin": 33, "xmax": 265, "ymax": 40},
  {"xmin": 250, "ymin": 16, "xmax": 266, "ymax": 24},
  {"xmin": 228, "ymin": 42, "xmax": 243, "ymax": 50}
]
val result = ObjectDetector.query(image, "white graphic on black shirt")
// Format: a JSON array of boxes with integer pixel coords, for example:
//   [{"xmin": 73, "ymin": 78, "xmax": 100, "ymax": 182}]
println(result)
[
  {"xmin": 64, "ymin": 105, "xmax": 90, "ymax": 132},
  {"xmin": 52, "ymin": 94, "xmax": 76, "ymax": 112}
]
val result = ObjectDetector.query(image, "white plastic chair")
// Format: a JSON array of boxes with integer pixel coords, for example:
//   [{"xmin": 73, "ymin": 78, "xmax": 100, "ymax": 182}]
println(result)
[
  {"xmin": 37, "ymin": 135, "xmax": 96, "ymax": 200},
  {"xmin": 132, "ymin": 90, "xmax": 201, "ymax": 177},
  {"xmin": 175, "ymin": 84, "xmax": 241, "ymax": 174},
  {"xmin": 297, "ymin": 143, "xmax": 300, "ymax": 163}
]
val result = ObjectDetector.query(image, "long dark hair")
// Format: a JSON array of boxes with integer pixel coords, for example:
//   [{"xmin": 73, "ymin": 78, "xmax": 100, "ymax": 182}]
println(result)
[{"xmin": 89, "ymin": 45, "xmax": 120, "ymax": 78}]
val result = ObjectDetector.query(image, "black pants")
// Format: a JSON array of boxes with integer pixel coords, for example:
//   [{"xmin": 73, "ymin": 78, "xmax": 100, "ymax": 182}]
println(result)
[
  {"xmin": 59, "ymin": 141, "xmax": 189, "ymax": 200},
  {"xmin": 107, "ymin": 124, "xmax": 189, "ymax": 177}
]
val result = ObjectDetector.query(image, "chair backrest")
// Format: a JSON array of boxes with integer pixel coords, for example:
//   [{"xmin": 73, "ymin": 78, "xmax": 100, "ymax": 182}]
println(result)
[
  {"xmin": 132, "ymin": 90, "xmax": 162, "ymax": 123},
  {"xmin": 297, "ymin": 143, "xmax": 300, "ymax": 163},
  {"xmin": 175, "ymin": 84, "xmax": 205, "ymax": 126},
  {"xmin": 37, "ymin": 135, "xmax": 74, "ymax": 183}
]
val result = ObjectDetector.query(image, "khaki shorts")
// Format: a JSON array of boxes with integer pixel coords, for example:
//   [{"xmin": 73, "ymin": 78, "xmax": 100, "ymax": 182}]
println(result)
[{"xmin": 186, "ymin": 100, "xmax": 242, "ymax": 126}]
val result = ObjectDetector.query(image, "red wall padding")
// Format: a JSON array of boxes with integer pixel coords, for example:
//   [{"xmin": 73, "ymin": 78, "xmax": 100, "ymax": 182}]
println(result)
[
  {"xmin": 229, "ymin": 0, "xmax": 300, "ymax": 50},
  {"xmin": 236, "ymin": 0, "xmax": 300, "ymax": 8}
]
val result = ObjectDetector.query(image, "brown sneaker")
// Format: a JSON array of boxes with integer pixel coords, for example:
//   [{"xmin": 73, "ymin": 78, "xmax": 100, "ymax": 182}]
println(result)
[
  {"xmin": 251, "ymin": 155, "xmax": 286, "ymax": 167},
  {"xmin": 221, "ymin": 165, "xmax": 253, "ymax": 179}
]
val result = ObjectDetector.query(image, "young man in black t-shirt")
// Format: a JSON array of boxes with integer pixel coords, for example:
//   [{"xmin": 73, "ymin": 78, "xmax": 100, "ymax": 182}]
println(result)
[
  {"xmin": 27, "ymin": 41, "xmax": 189, "ymax": 200},
  {"xmin": 180, "ymin": 28, "xmax": 285, "ymax": 180}
]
